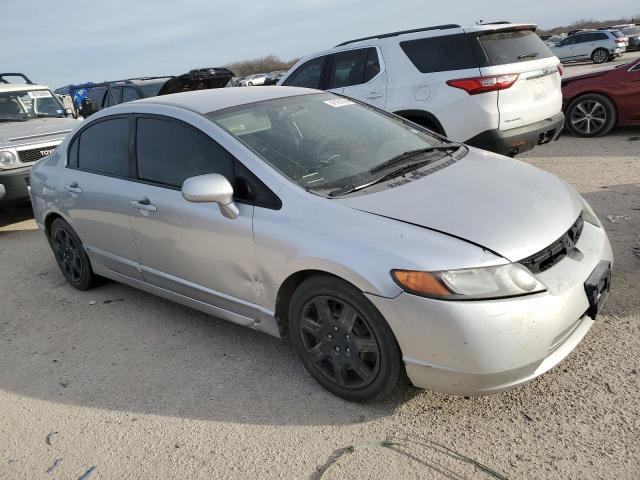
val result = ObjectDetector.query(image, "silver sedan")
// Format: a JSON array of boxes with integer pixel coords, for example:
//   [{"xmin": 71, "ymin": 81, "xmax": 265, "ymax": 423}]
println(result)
[{"xmin": 29, "ymin": 87, "xmax": 613, "ymax": 401}]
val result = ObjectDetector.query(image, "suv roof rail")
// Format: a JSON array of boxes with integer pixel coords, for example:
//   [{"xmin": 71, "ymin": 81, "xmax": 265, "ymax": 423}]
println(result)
[
  {"xmin": 480, "ymin": 21, "xmax": 511, "ymax": 25},
  {"xmin": 0, "ymin": 73, "xmax": 34, "ymax": 84},
  {"xmin": 335, "ymin": 24, "xmax": 461, "ymax": 47}
]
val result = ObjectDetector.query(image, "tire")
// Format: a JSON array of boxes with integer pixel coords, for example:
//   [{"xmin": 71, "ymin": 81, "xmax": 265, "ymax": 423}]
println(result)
[
  {"xmin": 591, "ymin": 48, "xmax": 608, "ymax": 64},
  {"xmin": 248, "ymin": 82, "xmax": 253, "ymax": 87},
  {"xmin": 49, "ymin": 218, "xmax": 97, "ymax": 290},
  {"xmin": 565, "ymin": 93, "xmax": 616, "ymax": 137},
  {"xmin": 288, "ymin": 275, "xmax": 402, "ymax": 402}
]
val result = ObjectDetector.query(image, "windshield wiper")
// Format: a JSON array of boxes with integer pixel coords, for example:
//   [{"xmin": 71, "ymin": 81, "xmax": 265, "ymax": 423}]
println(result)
[
  {"xmin": 329, "ymin": 145, "xmax": 459, "ymax": 197},
  {"xmin": 368, "ymin": 144, "xmax": 457, "ymax": 174},
  {"xmin": 517, "ymin": 52, "xmax": 539, "ymax": 60}
]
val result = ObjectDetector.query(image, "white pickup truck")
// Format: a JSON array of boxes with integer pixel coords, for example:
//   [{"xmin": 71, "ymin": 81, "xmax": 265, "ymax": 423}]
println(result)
[{"xmin": 0, "ymin": 73, "xmax": 80, "ymax": 206}]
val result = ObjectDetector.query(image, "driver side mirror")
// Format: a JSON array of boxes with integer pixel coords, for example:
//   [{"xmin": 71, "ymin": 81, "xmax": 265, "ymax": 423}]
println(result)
[
  {"xmin": 181, "ymin": 173, "xmax": 239, "ymax": 219},
  {"xmin": 64, "ymin": 108, "xmax": 74, "ymax": 117}
]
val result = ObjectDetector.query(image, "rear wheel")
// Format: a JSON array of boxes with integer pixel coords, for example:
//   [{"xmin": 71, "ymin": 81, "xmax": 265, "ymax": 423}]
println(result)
[
  {"xmin": 50, "ymin": 218, "xmax": 97, "ymax": 290},
  {"xmin": 289, "ymin": 276, "xmax": 402, "ymax": 402},
  {"xmin": 566, "ymin": 93, "xmax": 616, "ymax": 137},
  {"xmin": 591, "ymin": 48, "xmax": 608, "ymax": 64}
]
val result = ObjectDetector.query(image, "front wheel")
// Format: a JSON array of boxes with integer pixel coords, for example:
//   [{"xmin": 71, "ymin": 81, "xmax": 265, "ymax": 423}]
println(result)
[
  {"xmin": 591, "ymin": 48, "xmax": 608, "ymax": 64},
  {"xmin": 566, "ymin": 93, "xmax": 616, "ymax": 137},
  {"xmin": 289, "ymin": 275, "xmax": 402, "ymax": 402}
]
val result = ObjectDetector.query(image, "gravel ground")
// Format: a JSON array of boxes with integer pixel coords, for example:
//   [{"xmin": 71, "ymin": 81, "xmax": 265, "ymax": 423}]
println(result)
[{"xmin": 1, "ymin": 114, "xmax": 639, "ymax": 479}]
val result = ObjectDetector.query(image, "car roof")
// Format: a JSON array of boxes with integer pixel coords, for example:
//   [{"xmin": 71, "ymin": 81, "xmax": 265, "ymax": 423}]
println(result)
[
  {"xmin": 128, "ymin": 86, "xmax": 319, "ymax": 114},
  {"xmin": 0, "ymin": 84, "xmax": 51, "ymax": 93}
]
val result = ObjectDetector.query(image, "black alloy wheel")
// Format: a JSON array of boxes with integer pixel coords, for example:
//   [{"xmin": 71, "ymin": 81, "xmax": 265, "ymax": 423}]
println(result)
[
  {"xmin": 50, "ymin": 218, "xmax": 97, "ymax": 290},
  {"xmin": 299, "ymin": 295, "xmax": 380, "ymax": 389},
  {"xmin": 289, "ymin": 276, "xmax": 402, "ymax": 402}
]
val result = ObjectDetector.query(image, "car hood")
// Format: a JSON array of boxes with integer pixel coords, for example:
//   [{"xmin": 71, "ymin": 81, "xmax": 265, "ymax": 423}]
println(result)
[
  {"xmin": 0, "ymin": 117, "xmax": 80, "ymax": 147},
  {"xmin": 335, "ymin": 149, "xmax": 583, "ymax": 262}
]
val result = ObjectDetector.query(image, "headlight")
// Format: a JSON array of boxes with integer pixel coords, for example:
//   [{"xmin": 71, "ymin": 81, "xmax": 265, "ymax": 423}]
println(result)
[
  {"xmin": 0, "ymin": 150, "xmax": 17, "ymax": 169},
  {"xmin": 391, "ymin": 263, "xmax": 546, "ymax": 300},
  {"xmin": 581, "ymin": 199, "xmax": 601, "ymax": 228}
]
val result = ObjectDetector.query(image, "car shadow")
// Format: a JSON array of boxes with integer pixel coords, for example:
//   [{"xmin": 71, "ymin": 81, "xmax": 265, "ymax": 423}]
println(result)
[
  {"xmin": 0, "ymin": 202, "xmax": 35, "ymax": 233},
  {"xmin": 0, "ymin": 227, "xmax": 420, "ymax": 427},
  {"xmin": 582, "ymin": 183, "xmax": 640, "ymax": 316}
]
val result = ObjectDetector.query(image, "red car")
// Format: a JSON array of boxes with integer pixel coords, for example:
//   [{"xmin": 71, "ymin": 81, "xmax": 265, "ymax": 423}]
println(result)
[{"xmin": 561, "ymin": 57, "xmax": 640, "ymax": 137}]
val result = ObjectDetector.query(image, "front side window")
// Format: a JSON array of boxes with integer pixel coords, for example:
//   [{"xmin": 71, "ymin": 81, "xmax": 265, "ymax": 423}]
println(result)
[
  {"xmin": 77, "ymin": 118, "xmax": 130, "ymax": 176},
  {"xmin": 135, "ymin": 117, "xmax": 233, "ymax": 187},
  {"xmin": 208, "ymin": 93, "xmax": 452, "ymax": 194},
  {"xmin": 281, "ymin": 56, "xmax": 326, "ymax": 89},
  {"xmin": 0, "ymin": 90, "xmax": 65, "ymax": 122},
  {"xmin": 478, "ymin": 29, "xmax": 554, "ymax": 64},
  {"xmin": 400, "ymin": 34, "xmax": 478, "ymax": 73},
  {"xmin": 328, "ymin": 48, "xmax": 368, "ymax": 88}
]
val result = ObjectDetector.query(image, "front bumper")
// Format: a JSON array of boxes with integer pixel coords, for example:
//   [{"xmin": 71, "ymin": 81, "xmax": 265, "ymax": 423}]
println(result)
[
  {"xmin": 465, "ymin": 112, "xmax": 565, "ymax": 156},
  {"xmin": 367, "ymin": 221, "xmax": 613, "ymax": 395},
  {"xmin": 0, "ymin": 166, "xmax": 31, "ymax": 206}
]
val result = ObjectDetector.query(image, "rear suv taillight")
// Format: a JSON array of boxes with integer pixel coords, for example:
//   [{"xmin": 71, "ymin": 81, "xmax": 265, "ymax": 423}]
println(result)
[
  {"xmin": 446, "ymin": 74, "xmax": 519, "ymax": 95},
  {"xmin": 614, "ymin": 39, "xmax": 625, "ymax": 43}
]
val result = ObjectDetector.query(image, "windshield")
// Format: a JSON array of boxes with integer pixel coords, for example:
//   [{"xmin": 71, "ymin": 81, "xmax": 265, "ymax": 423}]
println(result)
[
  {"xmin": 0, "ymin": 89, "xmax": 65, "ymax": 122},
  {"xmin": 207, "ymin": 93, "xmax": 452, "ymax": 193}
]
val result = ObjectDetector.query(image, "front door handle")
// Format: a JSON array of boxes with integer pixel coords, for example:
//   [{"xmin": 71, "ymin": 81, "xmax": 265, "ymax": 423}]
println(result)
[
  {"xmin": 130, "ymin": 198, "xmax": 157, "ymax": 212},
  {"xmin": 366, "ymin": 92, "xmax": 384, "ymax": 99},
  {"xmin": 65, "ymin": 182, "xmax": 82, "ymax": 194}
]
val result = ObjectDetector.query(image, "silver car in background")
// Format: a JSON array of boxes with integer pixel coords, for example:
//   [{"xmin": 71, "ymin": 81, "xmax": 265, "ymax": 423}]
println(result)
[{"xmin": 29, "ymin": 87, "xmax": 613, "ymax": 401}]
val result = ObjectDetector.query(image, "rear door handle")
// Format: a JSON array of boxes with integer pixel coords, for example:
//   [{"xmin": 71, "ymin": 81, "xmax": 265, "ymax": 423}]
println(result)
[
  {"xmin": 366, "ymin": 92, "xmax": 383, "ymax": 99},
  {"xmin": 130, "ymin": 198, "xmax": 157, "ymax": 212},
  {"xmin": 65, "ymin": 182, "xmax": 82, "ymax": 194}
]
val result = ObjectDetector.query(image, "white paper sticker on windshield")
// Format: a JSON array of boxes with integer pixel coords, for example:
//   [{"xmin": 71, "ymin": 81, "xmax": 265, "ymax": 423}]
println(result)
[
  {"xmin": 324, "ymin": 98, "xmax": 354, "ymax": 108},
  {"xmin": 28, "ymin": 90, "xmax": 53, "ymax": 99}
]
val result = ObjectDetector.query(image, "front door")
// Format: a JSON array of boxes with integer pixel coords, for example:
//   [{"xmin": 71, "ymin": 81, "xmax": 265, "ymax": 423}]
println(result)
[{"xmin": 127, "ymin": 116, "xmax": 260, "ymax": 317}]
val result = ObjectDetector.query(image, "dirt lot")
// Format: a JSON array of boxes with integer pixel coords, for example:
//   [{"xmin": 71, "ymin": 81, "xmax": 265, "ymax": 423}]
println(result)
[{"xmin": 1, "ymin": 86, "xmax": 639, "ymax": 480}]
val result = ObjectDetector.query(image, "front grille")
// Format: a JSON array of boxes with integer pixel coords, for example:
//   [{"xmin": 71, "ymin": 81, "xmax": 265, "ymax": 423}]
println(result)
[
  {"xmin": 519, "ymin": 214, "xmax": 584, "ymax": 274},
  {"xmin": 17, "ymin": 146, "xmax": 57, "ymax": 164}
]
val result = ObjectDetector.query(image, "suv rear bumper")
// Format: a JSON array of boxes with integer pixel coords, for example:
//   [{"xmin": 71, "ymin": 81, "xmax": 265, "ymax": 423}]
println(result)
[
  {"xmin": 0, "ymin": 166, "xmax": 31, "ymax": 206},
  {"xmin": 465, "ymin": 112, "xmax": 565, "ymax": 156}
]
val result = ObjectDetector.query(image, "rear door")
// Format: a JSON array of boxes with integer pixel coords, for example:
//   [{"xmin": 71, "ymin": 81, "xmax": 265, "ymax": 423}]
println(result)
[
  {"xmin": 326, "ymin": 47, "xmax": 388, "ymax": 109},
  {"xmin": 474, "ymin": 27, "xmax": 562, "ymax": 130},
  {"xmin": 63, "ymin": 117, "xmax": 143, "ymax": 279}
]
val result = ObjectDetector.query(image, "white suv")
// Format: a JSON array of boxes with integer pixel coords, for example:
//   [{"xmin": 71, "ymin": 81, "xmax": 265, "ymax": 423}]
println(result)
[
  {"xmin": 550, "ymin": 30, "xmax": 626, "ymax": 64},
  {"xmin": 279, "ymin": 23, "xmax": 564, "ymax": 156}
]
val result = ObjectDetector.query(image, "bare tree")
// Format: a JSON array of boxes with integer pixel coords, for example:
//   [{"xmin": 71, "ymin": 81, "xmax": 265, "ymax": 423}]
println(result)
[
  {"xmin": 226, "ymin": 55, "xmax": 300, "ymax": 77},
  {"xmin": 537, "ymin": 15, "xmax": 640, "ymax": 36}
]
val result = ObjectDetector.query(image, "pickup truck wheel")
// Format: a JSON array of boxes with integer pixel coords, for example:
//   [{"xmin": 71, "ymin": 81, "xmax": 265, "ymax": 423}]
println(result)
[
  {"xmin": 50, "ymin": 218, "xmax": 98, "ymax": 290},
  {"xmin": 566, "ymin": 93, "xmax": 616, "ymax": 137},
  {"xmin": 591, "ymin": 48, "xmax": 608, "ymax": 64}
]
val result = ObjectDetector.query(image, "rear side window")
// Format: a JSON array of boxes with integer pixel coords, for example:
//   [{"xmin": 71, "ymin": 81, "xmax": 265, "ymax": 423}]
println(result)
[
  {"xmin": 328, "ymin": 48, "xmax": 380, "ymax": 88},
  {"xmin": 77, "ymin": 118, "xmax": 130, "ymax": 176},
  {"xmin": 610, "ymin": 31, "xmax": 623, "ymax": 38},
  {"xmin": 400, "ymin": 34, "xmax": 478, "ymax": 73},
  {"xmin": 105, "ymin": 87, "xmax": 122, "ymax": 107},
  {"xmin": 282, "ymin": 56, "xmax": 326, "ymax": 89},
  {"xmin": 478, "ymin": 29, "xmax": 553, "ymax": 65},
  {"xmin": 136, "ymin": 117, "xmax": 233, "ymax": 188}
]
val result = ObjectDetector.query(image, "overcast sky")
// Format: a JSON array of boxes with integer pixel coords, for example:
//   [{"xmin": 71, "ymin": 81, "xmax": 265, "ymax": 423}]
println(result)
[{"xmin": 2, "ymin": 0, "xmax": 637, "ymax": 88}]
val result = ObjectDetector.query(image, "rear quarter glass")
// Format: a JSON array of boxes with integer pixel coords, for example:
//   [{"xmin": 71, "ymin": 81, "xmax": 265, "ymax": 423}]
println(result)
[{"xmin": 400, "ymin": 34, "xmax": 478, "ymax": 73}]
